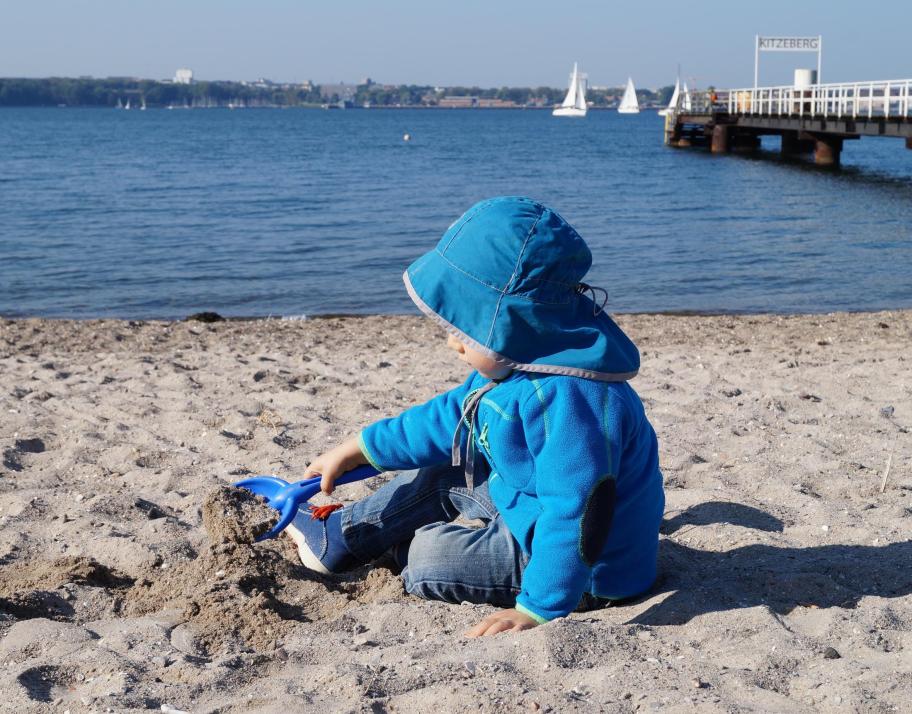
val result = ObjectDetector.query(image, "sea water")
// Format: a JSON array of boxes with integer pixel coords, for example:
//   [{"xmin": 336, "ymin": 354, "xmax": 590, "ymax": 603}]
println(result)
[{"xmin": 1, "ymin": 107, "xmax": 910, "ymax": 318}]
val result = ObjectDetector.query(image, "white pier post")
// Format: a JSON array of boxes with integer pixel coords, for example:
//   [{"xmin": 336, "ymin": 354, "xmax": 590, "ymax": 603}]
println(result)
[
  {"xmin": 817, "ymin": 35, "xmax": 823, "ymax": 85},
  {"xmin": 754, "ymin": 35, "xmax": 760, "ymax": 89}
]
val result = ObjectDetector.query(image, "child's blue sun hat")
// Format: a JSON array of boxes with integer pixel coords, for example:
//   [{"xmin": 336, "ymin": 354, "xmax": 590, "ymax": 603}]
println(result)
[{"xmin": 404, "ymin": 196, "xmax": 639, "ymax": 381}]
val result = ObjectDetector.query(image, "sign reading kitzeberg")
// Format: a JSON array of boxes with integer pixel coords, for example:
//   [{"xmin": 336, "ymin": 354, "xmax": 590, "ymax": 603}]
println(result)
[
  {"xmin": 753, "ymin": 34, "xmax": 823, "ymax": 87},
  {"xmin": 758, "ymin": 36, "xmax": 820, "ymax": 52}
]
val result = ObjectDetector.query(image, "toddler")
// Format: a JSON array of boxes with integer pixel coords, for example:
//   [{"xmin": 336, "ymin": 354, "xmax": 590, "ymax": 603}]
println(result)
[{"xmin": 287, "ymin": 196, "xmax": 664, "ymax": 637}]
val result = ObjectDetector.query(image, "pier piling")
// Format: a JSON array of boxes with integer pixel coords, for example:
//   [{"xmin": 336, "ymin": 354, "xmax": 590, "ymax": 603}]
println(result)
[
  {"xmin": 813, "ymin": 135, "xmax": 843, "ymax": 166},
  {"xmin": 711, "ymin": 125, "xmax": 730, "ymax": 153}
]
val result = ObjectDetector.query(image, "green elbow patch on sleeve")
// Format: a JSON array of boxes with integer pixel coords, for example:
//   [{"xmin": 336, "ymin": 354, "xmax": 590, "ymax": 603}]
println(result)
[
  {"xmin": 578, "ymin": 475, "xmax": 617, "ymax": 566},
  {"xmin": 357, "ymin": 432, "xmax": 385, "ymax": 473},
  {"xmin": 515, "ymin": 602, "xmax": 551, "ymax": 625}
]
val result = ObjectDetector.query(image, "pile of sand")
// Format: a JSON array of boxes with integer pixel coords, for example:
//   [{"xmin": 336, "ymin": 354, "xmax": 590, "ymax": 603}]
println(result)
[
  {"xmin": 123, "ymin": 486, "xmax": 403, "ymax": 656},
  {"xmin": 200, "ymin": 485, "xmax": 278, "ymax": 545},
  {"xmin": 0, "ymin": 555, "xmax": 131, "ymax": 624},
  {"xmin": 121, "ymin": 487, "xmax": 363, "ymax": 654}
]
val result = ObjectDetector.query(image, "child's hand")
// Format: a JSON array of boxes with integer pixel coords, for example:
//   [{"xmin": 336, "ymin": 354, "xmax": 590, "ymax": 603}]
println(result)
[
  {"xmin": 303, "ymin": 437, "xmax": 368, "ymax": 495},
  {"xmin": 464, "ymin": 608, "xmax": 539, "ymax": 637}
]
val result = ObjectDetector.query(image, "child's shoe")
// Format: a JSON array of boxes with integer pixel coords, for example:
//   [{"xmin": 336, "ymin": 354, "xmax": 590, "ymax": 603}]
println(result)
[{"xmin": 285, "ymin": 506, "xmax": 359, "ymax": 574}]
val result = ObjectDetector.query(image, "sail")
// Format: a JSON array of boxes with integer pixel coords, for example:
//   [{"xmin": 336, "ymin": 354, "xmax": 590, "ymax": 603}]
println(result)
[
  {"xmin": 618, "ymin": 77, "xmax": 639, "ymax": 113},
  {"xmin": 561, "ymin": 63, "xmax": 579, "ymax": 108},
  {"xmin": 666, "ymin": 78, "xmax": 680, "ymax": 112},
  {"xmin": 682, "ymin": 82, "xmax": 692, "ymax": 111},
  {"xmin": 657, "ymin": 77, "xmax": 680, "ymax": 116},
  {"xmin": 574, "ymin": 71, "xmax": 587, "ymax": 110},
  {"xmin": 554, "ymin": 62, "xmax": 587, "ymax": 117}
]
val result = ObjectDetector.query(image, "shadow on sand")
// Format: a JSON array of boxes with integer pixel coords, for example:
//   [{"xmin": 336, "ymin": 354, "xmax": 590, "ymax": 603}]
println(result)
[{"xmin": 632, "ymin": 500, "xmax": 912, "ymax": 626}]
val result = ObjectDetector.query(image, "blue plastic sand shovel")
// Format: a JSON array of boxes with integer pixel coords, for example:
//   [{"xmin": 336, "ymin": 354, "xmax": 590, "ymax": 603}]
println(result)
[{"xmin": 234, "ymin": 464, "xmax": 379, "ymax": 541}]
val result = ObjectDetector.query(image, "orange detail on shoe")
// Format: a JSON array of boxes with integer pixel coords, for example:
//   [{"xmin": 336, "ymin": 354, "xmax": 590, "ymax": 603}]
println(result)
[{"xmin": 308, "ymin": 503, "xmax": 343, "ymax": 521}]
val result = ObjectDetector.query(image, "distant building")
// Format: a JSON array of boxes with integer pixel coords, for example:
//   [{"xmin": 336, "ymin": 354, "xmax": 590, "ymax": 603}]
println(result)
[
  {"xmin": 439, "ymin": 96, "xmax": 477, "ymax": 108},
  {"xmin": 319, "ymin": 83, "xmax": 355, "ymax": 101},
  {"xmin": 476, "ymin": 98, "xmax": 518, "ymax": 108},
  {"xmin": 174, "ymin": 68, "xmax": 193, "ymax": 85},
  {"xmin": 244, "ymin": 78, "xmax": 277, "ymax": 89}
]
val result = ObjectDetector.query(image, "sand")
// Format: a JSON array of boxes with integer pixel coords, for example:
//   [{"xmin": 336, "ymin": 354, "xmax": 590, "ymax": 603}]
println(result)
[
  {"xmin": 201, "ymin": 486, "xmax": 278, "ymax": 545},
  {"xmin": 0, "ymin": 312, "xmax": 910, "ymax": 712}
]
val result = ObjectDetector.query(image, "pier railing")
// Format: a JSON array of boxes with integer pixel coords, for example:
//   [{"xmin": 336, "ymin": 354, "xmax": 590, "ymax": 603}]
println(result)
[
  {"xmin": 671, "ymin": 90, "xmax": 714, "ymax": 115},
  {"xmin": 718, "ymin": 79, "xmax": 912, "ymax": 119}
]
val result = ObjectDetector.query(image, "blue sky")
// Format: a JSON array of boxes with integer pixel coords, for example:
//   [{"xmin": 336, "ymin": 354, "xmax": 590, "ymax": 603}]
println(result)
[{"xmin": 1, "ymin": 0, "xmax": 908, "ymax": 88}]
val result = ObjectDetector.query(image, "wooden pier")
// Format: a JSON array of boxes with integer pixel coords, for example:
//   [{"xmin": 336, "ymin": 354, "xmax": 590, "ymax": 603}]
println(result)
[{"xmin": 665, "ymin": 79, "xmax": 912, "ymax": 166}]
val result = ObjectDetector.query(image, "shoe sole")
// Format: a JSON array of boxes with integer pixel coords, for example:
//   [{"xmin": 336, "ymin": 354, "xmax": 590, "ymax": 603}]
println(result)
[{"xmin": 285, "ymin": 523, "xmax": 330, "ymax": 574}]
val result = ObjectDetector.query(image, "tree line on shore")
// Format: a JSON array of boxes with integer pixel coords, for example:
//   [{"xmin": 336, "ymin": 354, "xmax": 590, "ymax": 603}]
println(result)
[
  {"xmin": 353, "ymin": 84, "xmax": 674, "ymax": 107},
  {"xmin": 0, "ymin": 78, "xmax": 322, "ymax": 108},
  {"xmin": 0, "ymin": 77, "xmax": 675, "ymax": 108}
]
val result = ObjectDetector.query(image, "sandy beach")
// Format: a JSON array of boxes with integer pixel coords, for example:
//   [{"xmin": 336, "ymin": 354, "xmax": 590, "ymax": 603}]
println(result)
[{"xmin": 0, "ymin": 311, "xmax": 910, "ymax": 713}]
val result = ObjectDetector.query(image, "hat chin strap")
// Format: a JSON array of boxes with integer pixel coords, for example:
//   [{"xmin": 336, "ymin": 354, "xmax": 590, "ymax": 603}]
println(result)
[
  {"xmin": 576, "ymin": 282, "xmax": 609, "ymax": 316},
  {"xmin": 450, "ymin": 380, "xmax": 498, "ymax": 491}
]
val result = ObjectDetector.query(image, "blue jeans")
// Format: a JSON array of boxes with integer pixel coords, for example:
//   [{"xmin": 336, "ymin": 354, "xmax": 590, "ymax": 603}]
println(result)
[{"xmin": 341, "ymin": 463, "xmax": 530, "ymax": 607}]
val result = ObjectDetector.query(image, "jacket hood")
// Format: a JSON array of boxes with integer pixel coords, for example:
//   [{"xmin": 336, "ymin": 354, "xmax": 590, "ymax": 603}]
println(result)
[{"xmin": 404, "ymin": 196, "xmax": 639, "ymax": 381}]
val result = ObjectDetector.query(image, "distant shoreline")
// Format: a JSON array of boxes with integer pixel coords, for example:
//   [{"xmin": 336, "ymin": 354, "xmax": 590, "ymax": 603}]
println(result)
[
  {"xmin": 0, "ymin": 104, "xmax": 666, "ymax": 112},
  {"xmin": 0, "ymin": 76, "xmax": 671, "ymax": 110},
  {"xmin": 4, "ymin": 307, "xmax": 910, "ymax": 324}
]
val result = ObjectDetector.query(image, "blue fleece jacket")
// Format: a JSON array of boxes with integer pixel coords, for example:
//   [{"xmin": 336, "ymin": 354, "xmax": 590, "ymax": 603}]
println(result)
[{"xmin": 359, "ymin": 369, "xmax": 664, "ymax": 623}]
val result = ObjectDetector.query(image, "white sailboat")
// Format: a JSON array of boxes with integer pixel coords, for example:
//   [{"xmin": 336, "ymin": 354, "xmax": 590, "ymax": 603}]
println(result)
[
  {"xmin": 681, "ymin": 81, "xmax": 693, "ymax": 112},
  {"xmin": 140, "ymin": 98, "xmax": 147, "ymax": 111},
  {"xmin": 553, "ymin": 62, "xmax": 587, "ymax": 117},
  {"xmin": 618, "ymin": 77, "xmax": 639, "ymax": 114},
  {"xmin": 125, "ymin": 98, "xmax": 132, "ymax": 110},
  {"xmin": 658, "ymin": 77, "xmax": 681, "ymax": 116}
]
